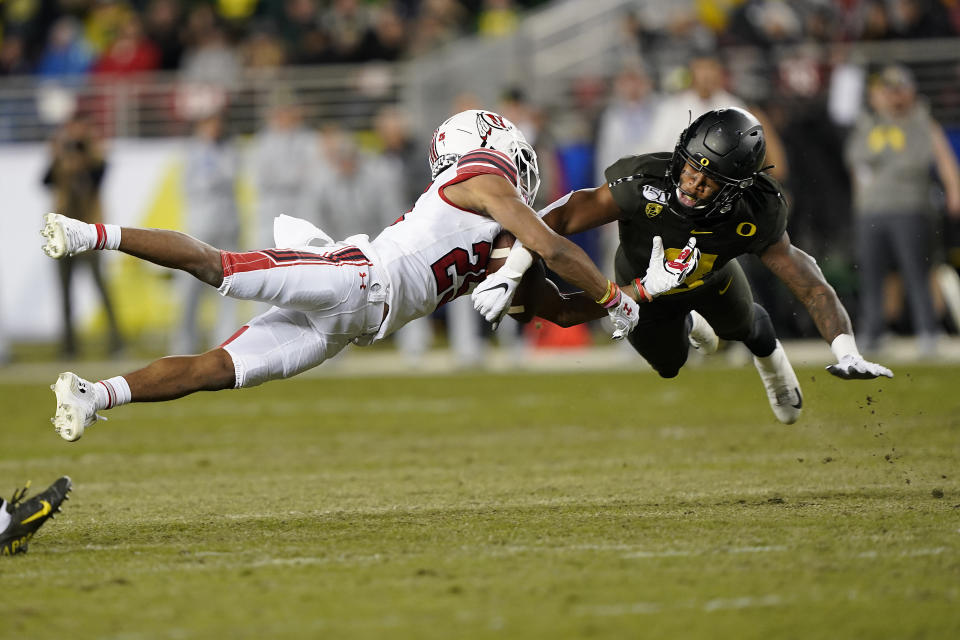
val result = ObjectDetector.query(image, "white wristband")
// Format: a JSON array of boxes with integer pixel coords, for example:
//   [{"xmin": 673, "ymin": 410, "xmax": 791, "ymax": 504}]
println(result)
[
  {"xmin": 498, "ymin": 240, "xmax": 534, "ymax": 280},
  {"xmin": 830, "ymin": 333, "xmax": 861, "ymax": 361}
]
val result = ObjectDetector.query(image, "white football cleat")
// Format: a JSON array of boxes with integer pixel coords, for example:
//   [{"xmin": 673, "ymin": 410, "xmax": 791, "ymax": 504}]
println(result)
[
  {"xmin": 40, "ymin": 212, "xmax": 94, "ymax": 258},
  {"xmin": 688, "ymin": 311, "xmax": 719, "ymax": 354},
  {"xmin": 753, "ymin": 340, "xmax": 802, "ymax": 425},
  {"xmin": 50, "ymin": 372, "xmax": 104, "ymax": 441}
]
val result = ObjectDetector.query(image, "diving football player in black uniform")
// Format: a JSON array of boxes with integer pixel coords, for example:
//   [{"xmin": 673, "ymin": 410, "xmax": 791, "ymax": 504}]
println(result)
[{"xmin": 473, "ymin": 107, "xmax": 893, "ymax": 424}]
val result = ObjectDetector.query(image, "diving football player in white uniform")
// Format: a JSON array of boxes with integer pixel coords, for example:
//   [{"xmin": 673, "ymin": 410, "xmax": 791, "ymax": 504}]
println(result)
[{"xmin": 41, "ymin": 110, "xmax": 658, "ymax": 441}]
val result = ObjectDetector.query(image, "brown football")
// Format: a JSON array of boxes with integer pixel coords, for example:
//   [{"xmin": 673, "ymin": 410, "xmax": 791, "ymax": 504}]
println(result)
[{"xmin": 486, "ymin": 230, "xmax": 547, "ymax": 324}]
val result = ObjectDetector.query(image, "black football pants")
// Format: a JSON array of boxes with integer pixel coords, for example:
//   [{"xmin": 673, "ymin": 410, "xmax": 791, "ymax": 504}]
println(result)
[{"xmin": 617, "ymin": 259, "xmax": 763, "ymax": 378}]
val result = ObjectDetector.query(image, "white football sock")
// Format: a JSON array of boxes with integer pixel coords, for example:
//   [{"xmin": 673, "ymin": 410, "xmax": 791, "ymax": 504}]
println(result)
[
  {"xmin": 94, "ymin": 223, "xmax": 122, "ymax": 250},
  {"xmin": 93, "ymin": 376, "xmax": 132, "ymax": 410}
]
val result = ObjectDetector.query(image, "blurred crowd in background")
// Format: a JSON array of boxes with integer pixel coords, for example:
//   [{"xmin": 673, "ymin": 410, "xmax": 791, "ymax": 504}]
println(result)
[
  {"xmin": 2, "ymin": 0, "xmax": 960, "ymax": 78},
  {"xmin": 3, "ymin": 0, "xmax": 960, "ymax": 364},
  {"xmin": 1, "ymin": 0, "xmax": 550, "ymax": 77}
]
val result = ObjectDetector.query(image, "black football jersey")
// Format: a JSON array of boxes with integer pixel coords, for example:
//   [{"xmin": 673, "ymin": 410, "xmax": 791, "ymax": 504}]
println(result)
[{"xmin": 605, "ymin": 153, "xmax": 789, "ymax": 295}]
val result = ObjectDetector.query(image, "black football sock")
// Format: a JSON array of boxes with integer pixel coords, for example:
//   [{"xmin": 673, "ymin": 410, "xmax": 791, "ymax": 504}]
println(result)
[{"xmin": 743, "ymin": 303, "xmax": 777, "ymax": 358}]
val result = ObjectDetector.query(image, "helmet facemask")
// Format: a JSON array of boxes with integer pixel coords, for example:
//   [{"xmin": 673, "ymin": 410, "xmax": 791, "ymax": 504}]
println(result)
[
  {"xmin": 512, "ymin": 138, "xmax": 540, "ymax": 206},
  {"xmin": 669, "ymin": 153, "xmax": 754, "ymax": 221}
]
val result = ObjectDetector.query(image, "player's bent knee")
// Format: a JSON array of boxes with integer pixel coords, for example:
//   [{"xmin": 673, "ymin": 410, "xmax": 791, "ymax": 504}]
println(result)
[{"xmin": 196, "ymin": 348, "xmax": 238, "ymax": 390}]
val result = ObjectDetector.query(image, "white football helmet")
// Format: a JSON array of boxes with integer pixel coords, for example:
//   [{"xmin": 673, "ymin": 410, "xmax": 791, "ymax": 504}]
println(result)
[{"xmin": 428, "ymin": 109, "xmax": 541, "ymax": 205}]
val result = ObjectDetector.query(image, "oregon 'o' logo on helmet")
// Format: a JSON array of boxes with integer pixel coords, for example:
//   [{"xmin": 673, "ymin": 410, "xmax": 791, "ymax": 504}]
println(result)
[{"xmin": 699, "ymin": 157, "xmax": 710, "ymax": 166}]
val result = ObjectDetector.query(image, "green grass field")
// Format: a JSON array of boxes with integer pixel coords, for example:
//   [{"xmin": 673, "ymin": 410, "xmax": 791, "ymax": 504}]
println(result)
[{"xmin": 2, "ymin": 358, "xmax": 959, "ymax": 639}]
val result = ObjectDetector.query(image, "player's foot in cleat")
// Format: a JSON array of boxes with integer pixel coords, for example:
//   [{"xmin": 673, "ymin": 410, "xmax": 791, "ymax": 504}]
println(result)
[
  {"xmin": 51, "ymin": 372, "xmax": 104, "ymax": 441},
  {"xmin": 688, "ymin": 311, "xmax": 719, "ymax": 354},
  {"xmin": 753, "ymin": 340, "xmax": 803, "ymax": 424},
  {"xmin": 40, "ymin": 212, "xmax": 95, "ymax": 258},
  {"xmin": 1, "ymin": 476, "xmax": 72, "ymax": 556}
]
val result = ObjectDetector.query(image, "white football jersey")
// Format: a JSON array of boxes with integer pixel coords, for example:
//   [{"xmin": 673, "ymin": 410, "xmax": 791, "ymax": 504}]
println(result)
[{"xmin": 364, "ymin": 147, "xmax": 521, "ymax": 339}]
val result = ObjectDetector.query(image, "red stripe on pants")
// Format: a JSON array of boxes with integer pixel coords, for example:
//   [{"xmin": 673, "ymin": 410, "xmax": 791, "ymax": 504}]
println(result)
[
  {"xmin": 220, "ymin": 325, "xmax": 249, "ymax": 347},
  {"xmin": 221, "ymin": 251, "xmax": 279, "ymax": 276}
]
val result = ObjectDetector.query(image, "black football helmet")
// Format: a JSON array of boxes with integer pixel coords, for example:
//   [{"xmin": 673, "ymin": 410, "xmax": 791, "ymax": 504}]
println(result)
[{"xmin": 668, "ymin": 107, "xmax": 766, "ymax": 221}]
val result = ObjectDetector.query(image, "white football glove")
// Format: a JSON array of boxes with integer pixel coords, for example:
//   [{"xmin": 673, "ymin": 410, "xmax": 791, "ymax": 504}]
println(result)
[
  {"xmin": 826, "ymin": 354, "xmax": 894, "ymax": 380},
  {"xmin": 472, "ymin": 242, "xmax": 535, "ymax": 328},
  {"xmin": 472, "ymin": 270, "xmax": 521, "ymax": 326},
  {"xmin": 606, "ymin": 288, "xmax": 640, "ymax": 340},
  {"xmin": 641, "ymin": 236, "xmax": 700, "ymax": 298}
]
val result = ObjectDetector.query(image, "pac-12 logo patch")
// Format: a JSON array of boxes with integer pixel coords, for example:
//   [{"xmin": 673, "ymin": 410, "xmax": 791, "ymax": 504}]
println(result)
[
  {"xmin": 645, "ymin": 203, "xmax": 663, "ymax": 218},
  {"xmin": 642, "ymin": 184, "xmax": 668, "ymax": 204}
]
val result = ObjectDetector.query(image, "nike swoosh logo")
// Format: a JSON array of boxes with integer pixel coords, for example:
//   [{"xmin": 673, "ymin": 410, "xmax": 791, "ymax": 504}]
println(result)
[
  {"xmin": 691, "ymin": 230, "xmax": 713, "ymax": 235},
  {"xmin": 791, "ymin": 388, "xmax": 803, "ymax": 409},
  {"xmin": 484, "ymin": 283, "xmax": 509, "ymax": 294},
  {"xmin": 20, "ymin": 500, "xmax": 51, "ymax": 525},
  {"xmin": 718, "ymin": 278, "xmax": 733, "ymax": 295}
]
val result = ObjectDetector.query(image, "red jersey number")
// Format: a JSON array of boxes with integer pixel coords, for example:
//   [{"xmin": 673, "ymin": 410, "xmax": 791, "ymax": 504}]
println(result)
[{"xmin": 431, "ymin": 241, "xmax": 492, "ymax": 306}]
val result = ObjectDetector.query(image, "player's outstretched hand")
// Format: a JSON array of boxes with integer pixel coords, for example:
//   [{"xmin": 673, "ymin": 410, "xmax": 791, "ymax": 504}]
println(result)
[
  {"xmin": 472, "ymin": 271, "xmax": 519, "ymax": 327},
  {"xmin": 607, "ymin": 290, "xmax": 640, "ymax": 340},
  {"xmin": 826, "ymin": 354, "xmax": 894, "ymax": 380},
  {"xmin": 642, "ymin": 236, "xmax": 700, "ymax": 297}
]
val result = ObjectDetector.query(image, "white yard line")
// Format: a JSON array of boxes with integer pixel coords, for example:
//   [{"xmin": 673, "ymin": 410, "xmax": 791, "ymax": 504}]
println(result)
[
  {"xmin": 576, "ymin": 594, "xmax": 785, "ymax": 617},
  {"xmin": 623, "ymin": 545, "xmax": 787, "ymax": 559}
]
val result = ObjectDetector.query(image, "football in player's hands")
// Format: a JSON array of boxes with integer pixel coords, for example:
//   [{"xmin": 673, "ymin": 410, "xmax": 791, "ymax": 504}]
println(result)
[
  {"xmin": 484, "ymin": 230, "xmax": 546, "ymax": 324},
  {"xmin": 484, "ymin": 229, "xmax": 516, "ymax": 275}
]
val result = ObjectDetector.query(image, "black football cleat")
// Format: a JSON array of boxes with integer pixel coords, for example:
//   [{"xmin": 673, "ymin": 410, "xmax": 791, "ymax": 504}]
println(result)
[{"xmin": 0, "ymin": 476, "xmax": 72, "ymax": 556}]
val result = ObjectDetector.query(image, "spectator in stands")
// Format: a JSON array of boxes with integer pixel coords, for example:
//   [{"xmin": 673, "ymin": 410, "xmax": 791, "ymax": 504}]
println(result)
[
  {"xmin": 594, "ymin": 64, "xmax": 659, "ymax": 185},
  {"xmin": 408, "ymin": 0, "xmax": 468, "ymax": 56},
  {"xmin": 477, "ymin": 0, "xmax": 520, "ymax": 38},
  {"xmin": 498, "ymin": 87, "xmax": 555, "ymax": 208},
  {"xmin": 278, "ymin": 0, "xmax": 333, "ymax": 65},
  {"xmin": 845, "ymin": 64, "xmax": 960, "ymax": 356},
  {"xmin": 84, "ymin": 0, "xmax": 134, "ymax": 56},
  {"xmin": 892, "ymin": 0, "xmax": 956, "ymax": 38},
  {"xmin": 93, "ymin": 15, "xmax": 160, "ymax": 76},
  {"xmin": 360, "ymin": 3, "xmax": 407, "ymax": 62},
  {"xmin": 180, "ymin": 6, "xmax": 240, "ymax": 87},
  {"xmin": 858, "ymin": 1, "xmax": 895, "ymax": 40},
  {"xmin": 250, "ymin": 93, "xmax": 321, "ymax": 247},
  {"xmin": 0, "ymin": 36, "xmax": 35, "ymax": 140},
  {"xmin": 36, "ymin": 17, "xmax": 94, "ymax": 79},
  {"xmin": 372, "ymin": 105, "xmax": 430, "ymax": 206},
  {"xmin": 644, "ymin": 53, "xmax": 788, "ymax": 183},
  {"xmin": 143, "ymin": 0, "xmax": 185, "ymax": 71},
  {"xmin": 42, "ymin": 114, "xmax": 123, "ymax": 358},
  {"xmin": 243, "ymin": 27, "xmax": 287, "ymax": 70},
  {"xmin": 726, "ymin": 0, "xmax": 804, "ymax": 48},
  {"xmin": 213, "ymin": 0, "xmax": 260, "ymax": 35},
  {"xmin": 312, "ymin": 128, "xmax": 398, "ymax": 241},
  {"xmin": 321, "ymin": 0, "xmax": 371, "ymax": 63},
  {"xmin": 591, "ymin": 64, "xmax": 661, "ymax": 292},
  {"xmin": 0, "ymin": 36, "xmax": 30, "ymax": 76},
  {"xmin": 1, "ymin": 0, "xmax": 53, "ymax": 65},
  {"xmin": 175, "ymin": 111, "xmax": 241, "ymax": 354}
]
